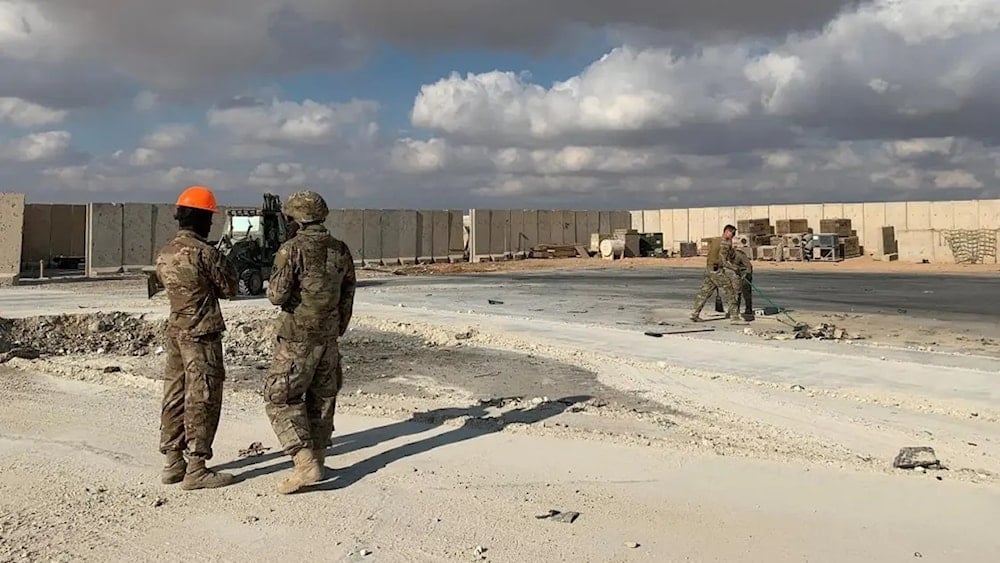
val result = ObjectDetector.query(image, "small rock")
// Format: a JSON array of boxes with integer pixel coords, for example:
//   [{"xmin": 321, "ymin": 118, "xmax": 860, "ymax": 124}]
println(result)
[
  {"xmin": 893, "ymin": 447, "xmax": 940, "ymax": 470},
  {"xmin": 625, "ymin": 542, "xmax": 640, "ymax": 549}
]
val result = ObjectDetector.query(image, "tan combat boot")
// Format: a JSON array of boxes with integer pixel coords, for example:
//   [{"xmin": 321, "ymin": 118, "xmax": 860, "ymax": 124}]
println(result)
[
  {"xmin": 313, "ymin": 448, "xmax": 327, "ymax": 480},
  {"xmin": 181, "ymin": 457, "xmax": 236, "ymax": 491},
  {"xmin": 161, "ymin": 451, "xmax": 187, "ymax": 485},
  {"xmin": 276, "ymin": 449, "xmax": 323, "ymax": 495}
]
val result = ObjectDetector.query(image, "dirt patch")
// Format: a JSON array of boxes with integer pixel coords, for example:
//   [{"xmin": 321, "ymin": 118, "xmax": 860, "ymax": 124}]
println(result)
[{"xmin": 0, "ymin": 310, "xmax": 672, "ymax": 423}]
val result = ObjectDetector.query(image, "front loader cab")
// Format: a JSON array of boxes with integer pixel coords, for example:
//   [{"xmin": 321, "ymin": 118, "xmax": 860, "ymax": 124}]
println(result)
[{"xmin": 216, "ymin": 193, "xmax": 291, "ymax": 297}]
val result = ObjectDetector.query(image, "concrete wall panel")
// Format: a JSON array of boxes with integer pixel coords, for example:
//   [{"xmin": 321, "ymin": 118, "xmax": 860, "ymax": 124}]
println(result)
[
  {"xmin": 861, "ymin": 203, "xmax": 885, "ymax": 254},
  {"xmin": 575, "ymin": 211, "xmax": 589, "ymax": 245},
  {"xmin": 977, "ymin": 199, "xmax": 1000, "ymax": 229},
  {"xmin": 718, "ymin": 207, "xmax": 736, "ymax": 232},
  {"xmin": 897, "ymin": 230, "xmax": 934, "ymax": 262},
  {"xmin": 703, "ymin": 207, "xmax": 721, "ymax": 236},
  {"xmin": 397, "ymin": 210, "xmax": 418, "ymax": 262},
  {"xmin": 325, "ymin": 209, "xmax": 347, "ymax": 242},
  {"xmin": 510, "ymin": 210, "xmax": 526, "ymax": 253},
  {"xmin": 537, "ymin": 210, "xmax": 552, "ymax": 245},
  {"xmin": 489, "ymin": 209, "xmax": 511, "ymax": 254},
  {"xmin": 671, "ymin": 208, "xmax": 689, "ymax": 245},
  {"xmin": 929, "ymin": 201, "xmax": 955, "ymax": 230},
  {"xmin": 784, "ymin": 205, "xmax": 805, "ymax": 220},
  {"xmin": 604, "ymin": 212, "xmax": 618, "ymax": 233},
  {"xmin": 629, "ymin": 211, "xmax": 643, "ymax": 231},
  {"xmin": 688, "ymin": 208, "xmax": 706, "ymax": 243},
  {"xmin": 585, "ymin": 211, "xmax": 600, "ymax": 238},
  {"xmin": 430, "ymin": 210, "xmax": 449, "ymax": 259},
  {"xmin": 522, "ymin": 210, "xmax": 539, "ymax": 250},
  {"xmin": 380, "ymin": 210, "xmax": 403, "ymax": 264},
  {"xmin": 70, "ymin": 206, "xmax": 87, "ymax": 257},
  {"xmin": 933, "ymin": 231, "xmax": 956, "ymax": 263},
  {"xmin": 822, "ymin": 203, "xmax": 844, "ymax": 219},
  {"xmin": 341, "ymin": 209, "xmax": 364, "ymax": 261},
  {"xmin": 414, "ymin": 210, "xmax": 432, "ymax": 260},
  {"xmin": 87, "ymin": 203, "xmax": 123, "ymax": 274},
  {"xmin": 907, "ymin": 202, "xmax": 931, "ymax": 230},
  {"xmin": 803, "ymin": 204, "xmax": 824, "ymax": 232},
  {"xmin": 52, "ymin": 204, "xmax": 85, "ymax": 257},
  {"xmin": 642, "ymin": 210, "xmax": 661, "ymax": 233},
  {"xmin": 548, "ymin": 210, "xmax": 563, "ymax": 244},
  {"xmin": 0, "ymin": 193, "xmax": 25, "ymax": 282},
  {"xmin": 611, "ymin": 211, "xmax": 631, "ymax": 232},
  {"xmin": 884, "ymin": 202, "xmax": 907, "ymax": 232},
  {"xmin": 363, "ymin": 209, "xmax": 382, "ymax": 263},
  {"xmin": 562, "ymin": 211, "xmax": 577, "ymax": 244},
  {"xmin": 151, "ymin": 204, "xmax": 176, "ymax": 261},
  {"xmin": 448, "ymin": 210, "xmax": 464, "ymax": 255},
  {"xmin": 121, "ymin": 204, "xmax": 153, "ymax": 266},
  {"xmin": 953, "ymin": 201, "xmax": 979, "ymax": 229},
  {"xmin": 21, "ymin": 204, "xmax": 52, "ymax": 263}
]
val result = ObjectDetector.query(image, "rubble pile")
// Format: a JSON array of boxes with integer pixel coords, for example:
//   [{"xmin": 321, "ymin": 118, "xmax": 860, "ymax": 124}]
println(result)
[{"xmin": 0, "ymin": 312, "xmax": 163, "ymax": 357}]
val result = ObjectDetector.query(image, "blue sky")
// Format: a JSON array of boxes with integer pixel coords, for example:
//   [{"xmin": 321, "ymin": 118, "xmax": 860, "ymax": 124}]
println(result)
[{"xmin": 1, "ymin": 0, "xmax": 998, "ymax": 208}]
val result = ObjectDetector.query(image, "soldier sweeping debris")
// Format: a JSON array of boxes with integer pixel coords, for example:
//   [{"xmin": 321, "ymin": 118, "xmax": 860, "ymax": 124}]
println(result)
[
  {"xmin": 154, "ymin": 185, "xmax": 240, "ymax": 490},
  {"xmin": 691, "ymin": 225, "xmax": 742, "ymax": 324},
  {"xmin": 264, "ymin": 190, "xmax": 356, "ymax": 494}
]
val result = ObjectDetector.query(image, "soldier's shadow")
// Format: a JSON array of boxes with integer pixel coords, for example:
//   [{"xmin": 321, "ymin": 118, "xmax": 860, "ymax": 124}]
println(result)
[{"xmin": 221, "ymin": 395, "xmax": 590, "ymax": 492}]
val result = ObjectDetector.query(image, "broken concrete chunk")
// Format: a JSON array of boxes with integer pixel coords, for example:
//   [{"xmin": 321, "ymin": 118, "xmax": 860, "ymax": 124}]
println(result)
[{"xmin": 893, "ymin": 447, "xmax": 940, "ymax": 470}]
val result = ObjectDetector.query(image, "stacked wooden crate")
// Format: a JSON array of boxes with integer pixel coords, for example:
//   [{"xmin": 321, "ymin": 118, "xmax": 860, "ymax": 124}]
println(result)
[{"xmin": 736, "ymin": 218, "xmax": 772, "ymax": 258}]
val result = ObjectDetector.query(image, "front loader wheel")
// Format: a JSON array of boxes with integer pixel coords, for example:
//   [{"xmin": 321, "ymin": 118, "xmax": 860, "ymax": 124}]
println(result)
[{"xmin": 239, "ymin": 269, "xmax": 265, "ymax": 296}]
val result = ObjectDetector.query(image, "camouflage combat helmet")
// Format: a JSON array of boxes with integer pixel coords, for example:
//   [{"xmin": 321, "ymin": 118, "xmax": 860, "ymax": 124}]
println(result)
[{"xmin": 283, "ymin": 190, "xmax": 329, "ymax": 223}]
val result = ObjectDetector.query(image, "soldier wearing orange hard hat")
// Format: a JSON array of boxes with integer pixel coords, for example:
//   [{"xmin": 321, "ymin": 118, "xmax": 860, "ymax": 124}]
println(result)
[{"xmin": 154, "ymin": 185, "xmax": 239, "ymax": 490}]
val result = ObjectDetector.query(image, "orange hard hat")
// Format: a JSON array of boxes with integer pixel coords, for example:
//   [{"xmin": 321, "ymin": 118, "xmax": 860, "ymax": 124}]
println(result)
[{"xmin": 176, "ymin": 185, "xmax": 218, "ymax": 213}]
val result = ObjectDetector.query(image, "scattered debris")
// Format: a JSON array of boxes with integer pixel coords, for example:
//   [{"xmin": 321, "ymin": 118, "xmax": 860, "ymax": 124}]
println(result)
[
  {"xmin": 455, "ymin": 329, "xmax": 477, "ymax": 340},
  {"xmin": 0, "ymin": 347, "xmax": 40, "ymax": 364},
  {"xmin": 893, "ymin": 447, "xmax": 941, "ymax": 470},
  {"xmin": 535, "ymin": 509, "xmax": 579, "ymax": 523},
  {"xmin": 238, "ymin": 442, "xmax": 272, "ymax": 458}
]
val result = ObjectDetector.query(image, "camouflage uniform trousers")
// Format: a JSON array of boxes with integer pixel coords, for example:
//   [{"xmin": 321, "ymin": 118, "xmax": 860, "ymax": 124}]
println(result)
[
  {"xmin": 734, "ymin": 271, "xmax": 753, "ymax": 314},
  {"xmin": 264, "ymin": 336, "xmax": 343, "ymax": 456},
  {"xmin": 159, "ymin": 331, "xmax": 226, "ymax": 460},
  {"xmin": 692, "ymin": 268, "xmax": 738, "ymax": 316}
]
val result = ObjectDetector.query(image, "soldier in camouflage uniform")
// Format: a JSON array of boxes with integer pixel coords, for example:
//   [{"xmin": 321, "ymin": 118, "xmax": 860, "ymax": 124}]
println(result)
[
  {"xmin": 155, "ymin": 185, "xmax": 240, "ymax": 490},
  {"xmin": 731, "ymin": 247, "xmax": 754, "ymax": 321},
  {"xmin": 690, "ymin": 224, "xmax": 743, "ymax": 324},
  {"xmin": 264, "ymin": 190, "xmax": 356, "ymax": 494}
]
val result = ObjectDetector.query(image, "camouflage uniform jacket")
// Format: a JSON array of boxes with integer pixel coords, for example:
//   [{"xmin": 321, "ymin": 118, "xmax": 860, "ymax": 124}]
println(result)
[
  {"xmin": 705, "ymin": 237, "xmax": 738, "ymax": 272},
  {"xmin": 268, "ymin": 224, "xmax": 356, "ymax": 342},
  {"xmin": 732, "ymin": 247, "xmax": 753, "ymax": 275},
  {"xmin": 155, "ymin": 229, "xmax": 238, "ymax": 337}
]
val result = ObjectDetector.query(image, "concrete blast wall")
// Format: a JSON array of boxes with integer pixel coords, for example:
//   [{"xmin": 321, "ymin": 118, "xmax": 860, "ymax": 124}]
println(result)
[
  {"xmin": 468, "ymin": 209, "xmax": 630, "ymax": 262},
  {"xmin": 0, "ymin": 193, "xmax": 25, "ymax": 284},
  {"xmin": 84, "ymin": 204, "xmax": 467, "ymax": 273},
  {"xmin": 630, "ymin": 198, "xmax": 1000, "ymax": 263}
]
